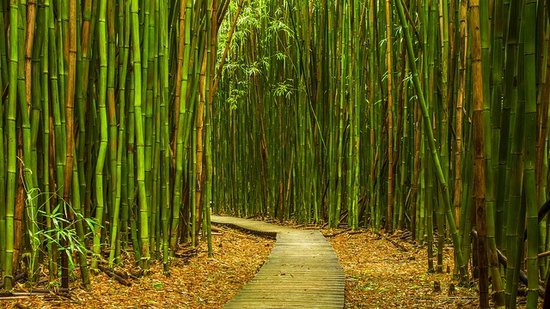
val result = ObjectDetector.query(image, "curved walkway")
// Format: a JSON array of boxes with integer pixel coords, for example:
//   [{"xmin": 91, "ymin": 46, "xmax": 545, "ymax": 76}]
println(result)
[{"xmin": 211, "ymin": 215, "xmax": 345, "ymax": 309}]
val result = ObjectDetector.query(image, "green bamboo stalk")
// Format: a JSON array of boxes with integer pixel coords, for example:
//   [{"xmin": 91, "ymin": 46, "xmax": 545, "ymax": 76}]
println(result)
[
  {"xmin": 131, "ymin": 0, "xmax": 151, "ymax": 269},
  {"xmin": 523, "ymin": 0, "xmax": 539, "ymax": 306},
  {"xmin": 56, "ymin": 0, "xmax": 67, "ymax": 138},
  {"xmin": 438, "ymin": 1, "xmax": 450, "ymax": 227},
  {"xmin": 398, "ymin": 53, "xmax": 408, "ymax": 229},
  {"xmin": 426, "ymin": 0, "xmax": 445, "ymax": 274},
  {"xmin": 4, "ymin": 0, "xmax": 19, "ymax": 291},
  {"xmin": 106, "ymin": 0, "xmax": 118, "ymax": 243},
  {"xmin": 412, "ymin": 102, "xmax": 421, "ymax": 239},
  {"xmin": 76, "ymin": 0, "xmax": 93, "ymax": 218},
  {"xmin": 39, "ymin": 4, "xmax": 55, "ymax": 278},
  {"xmin": 334, "ymin": 0, "xmax": 345, "ymax": 228},
  {"xmin": 491, "ymin": 0, "xmax": 506, "ymax": 248},
  {"xmin": 503, "ymin": 0, "xmax": 524, "ymax": 305},
  {"xmin": 426, "ymin": 149, "xmax": 434, "ymax": 272},
  {"xmin": 50, "ymin": 0, "xmax": 68, "ymax": 286},
  {"xmin": 205, "ymin": 0, "xmax": 216, "ymax": 254},
  {"xmin": 0, "ymin": 0, "xmax": 5, "ymax": 276},
  {"xmin": 17, "ymin": 0, "xmax": 39, "ymax": 282},
  {"xmin": 109, "ymin": 0, "xmax": 131, "ymax": 267},
  {"xmin": 44, "ymin": 0, "xmax": 62, "ymax": 281},
  {"xmin": 476, "ymin": 0, "xmax": 505, "ymax": 305},
  {"xmin": 351, "ymin": 0, "xmax": 361, "ymax": 230},
  {"xmin": 143, "ymin": 0, "xmax": 155, "ymax": 251},
  {"xmin": 158, "ymin": 0, "xmax": 171, "ymax": 271},
  {"xmin": 327, "ymin": 0, "xmax": 337, "ymax": 227},
  {"xmin": 367, "ymin": 0, "xmax": 377, "ymax": 230},
  {"xmin": 127, "ymin": 71, "xmax": 141, "ymax": 262},
  {"xmin": 147, "ymin": 0, "xmax": 159, "ymax": 258},
  {"xmin": 0, "ymin": 1, "xmax": 8, "ymax": 87},
  {"xmin": 91, "ymin": 0, "xmax": 109, "ymax": 272},
  {"xmin": 385, "ymin": 0, "xmax": 394, "ymax": 233}
]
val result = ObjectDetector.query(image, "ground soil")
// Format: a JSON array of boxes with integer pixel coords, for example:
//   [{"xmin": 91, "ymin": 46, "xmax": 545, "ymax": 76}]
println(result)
[
  {"xmin": 0, "ymin": 223, "xmax": 541, "ymax": 308},
  {"xmin": 324, "ymin": 228, "xmax": 480, "ymax": 309},
  {"xmin": 0, "ymin": 227, "xmax": 274, "ymax": 309},
  {"xmin": 325, "ymin": 228, "xmax": 543, "ymax": 309}
]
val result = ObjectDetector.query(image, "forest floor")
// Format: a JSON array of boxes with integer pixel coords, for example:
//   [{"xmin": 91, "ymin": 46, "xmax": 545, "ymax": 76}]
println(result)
[
  {"xmin": 0, "ymin": 220, "xmax": 539, "ymax": 308},
  {"xmin": 0, "ymin": 226, "xmax": 274, "ymax": 309},
  {"xmin": 324, "ymin": 228, "xmax": 479, "ymax": 308},
  {"xmin": 325, "ymin": 227, "xmax": 544, "ymax": 309}
]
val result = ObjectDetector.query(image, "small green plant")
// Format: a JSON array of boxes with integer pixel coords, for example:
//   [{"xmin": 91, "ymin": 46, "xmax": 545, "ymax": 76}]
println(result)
[{"xmin": 33, "ymin": 201, "xmax": 95, "ymax": 281}]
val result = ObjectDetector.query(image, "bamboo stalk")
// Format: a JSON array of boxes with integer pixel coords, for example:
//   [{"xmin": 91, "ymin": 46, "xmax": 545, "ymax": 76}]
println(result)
[
  {"xmin": 522, "ymin": 0, "xmax": 539, "ymax": 306},
  {"xmin": 470, "ymin": 0, "xmax": 489, "ymax": 305},
  {"xmin": 91, "ymin": 0, "xmax": 109, "ymax": 272},
  {"xmin": 4, "ymin": 0, "xmax": 20, "ymax": 291},
  {"xmin": 131, "ymin": 0, "xmax": 151, "ymax": 270}
]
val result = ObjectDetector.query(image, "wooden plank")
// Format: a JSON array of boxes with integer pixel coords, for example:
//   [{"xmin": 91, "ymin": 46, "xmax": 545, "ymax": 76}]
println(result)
[{"xmin": 211, "ymin": 216, "xmax": 345, "ymax": 309}]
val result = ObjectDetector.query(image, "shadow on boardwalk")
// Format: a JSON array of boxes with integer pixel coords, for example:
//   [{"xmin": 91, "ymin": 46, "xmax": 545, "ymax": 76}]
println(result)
[{"xmin": 211, "ymin": 215, "xmax": 345, "ymax": 309}]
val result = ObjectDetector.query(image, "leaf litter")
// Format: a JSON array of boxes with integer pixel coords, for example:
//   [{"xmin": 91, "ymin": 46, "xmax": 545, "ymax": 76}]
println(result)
[
  {"xmin": 325, "ymin": 228, "xmax": 542, "ymax": 309},
  {"xmin": 0, "ymin": 224, "xmax": 542, "ymax": 308},
  {"xmin": 0, "ymin": 227, "xmax": 273, "ymax": 309}
]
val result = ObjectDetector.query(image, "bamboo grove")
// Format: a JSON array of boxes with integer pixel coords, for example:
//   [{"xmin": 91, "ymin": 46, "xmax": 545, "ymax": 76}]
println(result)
[
  {"xmin": 0, "ymin": 0, "xmax": 233, "ymax": 292},
  {"xmin": 212, "ymin": 0, "xmax": 550, "ymax": 308},
  {"xmin": 1, "ymin": 0, "xmax": 550, "ymax": 308}
]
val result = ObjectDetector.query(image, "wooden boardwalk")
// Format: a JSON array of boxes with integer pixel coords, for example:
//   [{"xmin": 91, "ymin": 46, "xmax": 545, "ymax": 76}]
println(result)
[{"xmin": 211, "ymin": 215, "xmax": 345, "ymax": 309}]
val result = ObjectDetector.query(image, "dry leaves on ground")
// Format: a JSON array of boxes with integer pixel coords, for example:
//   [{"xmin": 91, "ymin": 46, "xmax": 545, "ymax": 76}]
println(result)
[
  {"xmin": 0, "ymin": 227, "xmax": 274, "ymax": 309},
  {"xmin": 326, "ymin": 229, "xmax": 479, "ymax": 309},
  {"xmin": 2, "ymin": 222, "xmax": 542, "ymax": 309}
]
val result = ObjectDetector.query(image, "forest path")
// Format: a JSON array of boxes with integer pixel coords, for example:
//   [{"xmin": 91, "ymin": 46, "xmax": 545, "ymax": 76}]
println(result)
[{"xmin": 211, "ymin": 215, "xmax": 345, "ymax": 308}]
